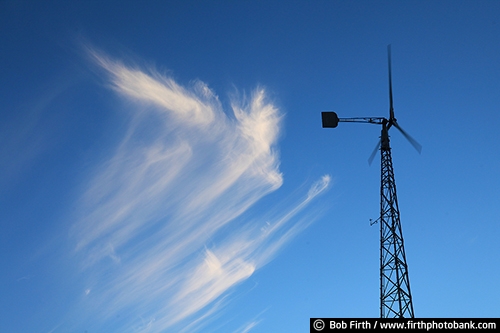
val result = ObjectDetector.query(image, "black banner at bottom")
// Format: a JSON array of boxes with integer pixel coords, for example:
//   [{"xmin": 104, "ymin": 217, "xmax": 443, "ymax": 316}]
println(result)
[{"xmin": 310, "ymin": 318, "xmax": 499, "ymax": 332}]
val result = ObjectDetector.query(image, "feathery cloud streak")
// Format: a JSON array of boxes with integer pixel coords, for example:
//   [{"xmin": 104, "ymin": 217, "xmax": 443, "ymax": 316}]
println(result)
[{"xmin": 71, "ymin": 48, "xmax": 330, "ymax": 332}]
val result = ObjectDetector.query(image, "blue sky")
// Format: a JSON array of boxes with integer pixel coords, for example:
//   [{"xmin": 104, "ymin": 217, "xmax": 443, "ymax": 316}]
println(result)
[{"xmin": 1, "ymin": 1, "xmax": 499, "ymax": 332}]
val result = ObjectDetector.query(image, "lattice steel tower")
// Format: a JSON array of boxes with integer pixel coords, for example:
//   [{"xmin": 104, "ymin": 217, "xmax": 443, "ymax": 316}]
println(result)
[{"xmin": 321, "ymin": 45, "xmax": 419, "ymax": 318}]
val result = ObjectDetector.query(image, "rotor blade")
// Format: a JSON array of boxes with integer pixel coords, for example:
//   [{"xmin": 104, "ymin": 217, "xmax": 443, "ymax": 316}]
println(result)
[
  {"xmin": 393, "ymin": 121, "xmax": 422, "ymax": 154},
  {"xmin": 388, "ymin": 44, "xmax": 394, "ymax": 121},
  {"xmin": 368, "ymin": 139, "xmax": 381, "ymax": 166}
]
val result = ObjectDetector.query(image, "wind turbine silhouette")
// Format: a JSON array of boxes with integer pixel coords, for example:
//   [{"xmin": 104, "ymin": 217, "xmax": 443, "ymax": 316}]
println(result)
[{"xmin": 321, "ymin": 45, "xmax": 420, "ymax": 318}]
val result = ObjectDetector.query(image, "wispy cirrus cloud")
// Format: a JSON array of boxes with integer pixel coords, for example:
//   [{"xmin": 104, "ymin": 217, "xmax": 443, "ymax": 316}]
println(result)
[
  {"xmin": 233, "ymin": 320, "xmax": 261, "ymax": 333},
  {"xmin": 69, "ymin": 47, "xmax": 330, "ymax": 332}
]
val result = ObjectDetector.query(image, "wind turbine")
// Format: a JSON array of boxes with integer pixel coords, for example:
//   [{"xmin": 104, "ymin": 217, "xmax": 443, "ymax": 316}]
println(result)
[{"xmin": 321, "ymin": 45, "xmax": 420, "ymax": 318}]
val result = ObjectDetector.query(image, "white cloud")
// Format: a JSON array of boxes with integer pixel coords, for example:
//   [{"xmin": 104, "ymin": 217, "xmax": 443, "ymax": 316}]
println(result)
[
  {"xmin": 234, "ymin": 320, "xmax": 260, "ymax": 333},
  {"xmin": 70, "ymin": 47, "xmax": 330, "ymax": 332}
]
